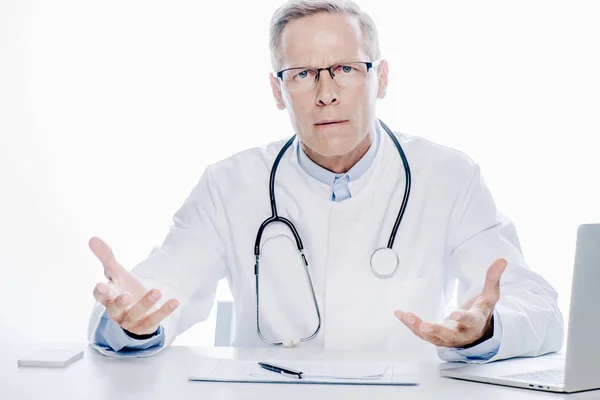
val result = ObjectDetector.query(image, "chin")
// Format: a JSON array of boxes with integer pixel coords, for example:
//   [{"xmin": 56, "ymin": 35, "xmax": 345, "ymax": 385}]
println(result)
[{"xmin": 312, "ymin": 137, "xmax": 360, "ymax": 157}]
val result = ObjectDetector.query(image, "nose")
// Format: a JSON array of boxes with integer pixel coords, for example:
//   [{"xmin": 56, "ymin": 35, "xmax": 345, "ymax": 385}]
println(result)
[{"xmin": 315, "ymin": 71, "xmax": 339, "ymax": 107}]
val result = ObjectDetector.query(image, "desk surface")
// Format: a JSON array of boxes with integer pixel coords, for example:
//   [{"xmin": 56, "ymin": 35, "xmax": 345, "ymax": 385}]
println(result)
[{"xmin": 2, "ymin": 339, "xmax": 599, "ymax": 400}]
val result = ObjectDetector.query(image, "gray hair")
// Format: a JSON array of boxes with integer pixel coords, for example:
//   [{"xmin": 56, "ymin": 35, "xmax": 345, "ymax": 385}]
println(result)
[{"xmin": 269, "ymin": 0, "xmax": 381, "ymax": 72}]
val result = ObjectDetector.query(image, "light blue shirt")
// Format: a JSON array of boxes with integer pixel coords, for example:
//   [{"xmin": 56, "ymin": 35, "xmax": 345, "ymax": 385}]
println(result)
[
  {"xmin": 93, "ymin": 127, "xmax": 501, "ymax": 360},
  {"xmin": 296, "ymin": 125, "xmax": 381, "ymax": 201},
  {"xmin": 94, "ymin": 310, "xmax": 165, "ymax": 353}
]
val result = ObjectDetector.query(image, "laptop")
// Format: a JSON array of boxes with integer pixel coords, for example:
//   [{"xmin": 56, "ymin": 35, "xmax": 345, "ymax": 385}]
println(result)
[{"xmin": 440, "ymin": 223, "xmax": 600, "ymax": 393}]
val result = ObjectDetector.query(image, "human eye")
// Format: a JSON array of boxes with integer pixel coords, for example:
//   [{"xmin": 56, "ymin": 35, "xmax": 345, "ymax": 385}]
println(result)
[
  {"xmin": 332, "ymin": 64, "xmax": 356, "ymax": 74},
  {"xmin": 294, "ymin": 69, "xmax": 315, "ymax": 80}
]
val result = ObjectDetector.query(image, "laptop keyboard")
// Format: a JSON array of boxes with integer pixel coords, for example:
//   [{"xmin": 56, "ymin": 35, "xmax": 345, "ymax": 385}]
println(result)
[{"xmin": 502, "ymin": 368, "xmax": 564, "ymax": 385}]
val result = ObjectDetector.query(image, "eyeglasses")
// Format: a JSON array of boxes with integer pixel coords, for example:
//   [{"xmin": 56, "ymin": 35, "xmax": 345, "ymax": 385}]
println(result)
[{"xmin": 276, "ymin": 60, "xmax": 380, "ymax": 92}]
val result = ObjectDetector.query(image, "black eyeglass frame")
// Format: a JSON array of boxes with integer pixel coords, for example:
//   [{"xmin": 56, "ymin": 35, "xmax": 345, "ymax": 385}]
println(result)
[{"xmin": 275, "ymin": 61, "xmax": 378, "ymax": 83}]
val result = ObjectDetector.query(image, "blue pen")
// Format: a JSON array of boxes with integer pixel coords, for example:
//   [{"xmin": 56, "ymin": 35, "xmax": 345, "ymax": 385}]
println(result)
[{"xmin": 258, "ymin": 362, "xmax": 303, "ymax": 379}]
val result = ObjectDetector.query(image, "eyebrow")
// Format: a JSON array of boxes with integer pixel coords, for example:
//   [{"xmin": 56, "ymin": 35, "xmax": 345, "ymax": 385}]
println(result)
[{"xmin": 283, "ymin": 61, "xmax": 359, "ymax": 70}]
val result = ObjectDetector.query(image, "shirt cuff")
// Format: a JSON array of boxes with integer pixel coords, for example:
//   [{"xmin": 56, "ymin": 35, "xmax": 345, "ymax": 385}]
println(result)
[
  {"xmin": 93, "ymin": 310, "xmax": 165, "ymax": 353},
  {"xmin": 438, "ymin": 309, "xmax": 503, "ymax": 362}
]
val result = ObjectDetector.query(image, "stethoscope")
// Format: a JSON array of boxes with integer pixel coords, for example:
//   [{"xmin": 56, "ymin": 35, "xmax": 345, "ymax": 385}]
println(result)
[{"xmin": 254, "ymin": 119, "xmax": 412, "ymax": 346}]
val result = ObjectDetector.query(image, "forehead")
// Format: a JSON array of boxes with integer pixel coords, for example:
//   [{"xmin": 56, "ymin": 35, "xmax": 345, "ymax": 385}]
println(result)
[{"xmin": 279, "ymin": 12, "xmax": 369, "ymax": 69}]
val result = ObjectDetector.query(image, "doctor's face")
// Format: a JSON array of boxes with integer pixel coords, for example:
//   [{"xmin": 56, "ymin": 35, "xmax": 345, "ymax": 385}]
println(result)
[{"xmin": 269, "ymin": 12, "xmax": 388, "ymax": 158}]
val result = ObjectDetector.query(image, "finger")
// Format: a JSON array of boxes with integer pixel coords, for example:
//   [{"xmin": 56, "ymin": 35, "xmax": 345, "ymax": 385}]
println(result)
[
  {"xmin": 449, "ymin": 309, "xmax": 480, "ymax": 328},
  {"xmin": 460, "ymin": 292, "xmax": 480, "ymax": 310},
  {"xmin": 395, "ymin": 311, "xmax": 443, "ymax": 346},
  {"xmin": 395, "ymin": 310, "xmax": 423, "ymax": 328},
  {"xmin": 474, "ymin": 259, "xmax": 508, "ymax": 316},
  {"xmin": 121, "ymin": 289, "xmax": 162, "ymax": 325},
  {"xmin": 394, "ymin": 310, "xmax": 407, "ymax": 322},
  {"xmin": 394, "ymin": 311, "xmax": 425, "ymax": 338},
  {"xmin": 460, "ymin": 259, "xmax": 508, "ymax": 310},
  {"xmin": 105, "ymin": 292, "xmax": 133, "ymax": 320},
  {"xmin": 133, "ymin": 299, "xmax": 179, "ymax": 334},
  {"xmin": 88, "ymin": 236, "xmax": 120, "ymax": 281},
  {"xmin": 482, "ymin": 258, "xmax": 508, "ymax": 299},
  {"xmin": 93, "ymin": 282, "xmax": 114, "ymax": 305},
  {"xmin": 469, "ymin": 296, "xmax": 498, "ymax": 324},
  {"xmin": 418, "ymin": 321, "xmax": 460, "ymax": 343}
]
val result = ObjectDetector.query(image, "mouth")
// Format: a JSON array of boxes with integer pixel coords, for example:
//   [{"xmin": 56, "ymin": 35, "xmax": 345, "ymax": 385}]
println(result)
[{"xmin": 315, "ymin": 119, "xmax": 348, "ymax": 126}]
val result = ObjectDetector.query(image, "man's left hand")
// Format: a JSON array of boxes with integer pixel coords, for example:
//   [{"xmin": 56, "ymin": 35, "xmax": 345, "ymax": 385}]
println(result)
[{"xmin": 395, "ymin": 258, "xmax": 507, "ymax": 348}]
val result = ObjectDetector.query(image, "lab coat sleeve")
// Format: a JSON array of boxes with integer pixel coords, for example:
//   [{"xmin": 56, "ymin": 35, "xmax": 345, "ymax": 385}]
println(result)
[
  {"xmin": 87, "ymin": 165, "xmax": 229, "ymax": 357},
  {"xmin": 437, "ymin": 163, "xmax": 564, "ymax": 363},
  {"xmin": 92, "ymin": 310, "xmax": 166, "ymax": 356}
]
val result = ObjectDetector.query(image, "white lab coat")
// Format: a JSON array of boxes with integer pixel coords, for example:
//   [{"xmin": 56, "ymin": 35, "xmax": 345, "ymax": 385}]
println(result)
[{"xmin": 87, "ymin": 125, "xmax": 564, "ymax": 361}]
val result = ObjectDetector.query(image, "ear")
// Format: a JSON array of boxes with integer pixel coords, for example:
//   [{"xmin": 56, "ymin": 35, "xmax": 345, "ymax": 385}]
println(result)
[
  {"xmin": 269, "ymin": 74, "xmax": 286, "ymax": 110},
  {"xmin": 376, "ymin": 59, "xmax": 389, "ymax": 99}
]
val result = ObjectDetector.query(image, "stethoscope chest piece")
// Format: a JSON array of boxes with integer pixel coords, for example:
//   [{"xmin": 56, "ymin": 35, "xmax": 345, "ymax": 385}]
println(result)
[
  {"xmin": 254, "ymin": 119, "xmax": 409, "ymax": 346},
  {"xmin": 370, "ymin": 247, "xmax": 399, "ymax": 279}
]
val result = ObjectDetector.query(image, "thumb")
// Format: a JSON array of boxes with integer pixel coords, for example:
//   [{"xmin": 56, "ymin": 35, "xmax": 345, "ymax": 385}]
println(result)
[
  {"xmin": 89, "ymin": 237, "xmax": 121, "ymax": 281},
  {"xmin": 461, "ymin": 291, "xmax": 480, "ymax": 310},
  {"xmin": 481, "ymin": 258, "xmax": 508, "ymax": 301}
]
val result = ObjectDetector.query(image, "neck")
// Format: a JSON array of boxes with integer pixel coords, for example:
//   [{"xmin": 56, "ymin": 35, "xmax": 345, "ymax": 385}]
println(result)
[{"xmin": 301, "ymin": 131, "xmax": 374, "ymax": 174}]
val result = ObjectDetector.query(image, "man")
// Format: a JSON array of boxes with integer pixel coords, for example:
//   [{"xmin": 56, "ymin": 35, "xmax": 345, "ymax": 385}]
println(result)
[{"xmin": 88, "ymin": 0, "xmax": 563, "ymax": 362}]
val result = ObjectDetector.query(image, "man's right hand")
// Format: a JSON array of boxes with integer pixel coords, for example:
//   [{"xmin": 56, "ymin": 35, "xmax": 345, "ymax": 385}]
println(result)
[{"xmin": 90, "ymin": 237, "xmax": 179, "ymax": 336}]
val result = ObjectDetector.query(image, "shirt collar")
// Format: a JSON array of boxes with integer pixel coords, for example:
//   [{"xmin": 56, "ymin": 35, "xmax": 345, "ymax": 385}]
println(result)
[{"xmin": 297, "ymin": 124, "xmax": 381, "ymax": 186}]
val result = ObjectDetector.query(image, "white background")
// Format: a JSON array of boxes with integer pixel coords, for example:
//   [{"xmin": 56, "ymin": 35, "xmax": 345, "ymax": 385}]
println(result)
[{"xmin": 1, "ymin": 0, "xmax": 599, "ymax": 346}]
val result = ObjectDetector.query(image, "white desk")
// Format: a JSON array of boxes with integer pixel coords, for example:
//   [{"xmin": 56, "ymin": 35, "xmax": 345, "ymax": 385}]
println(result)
[{"xmin": 2, "ymin": 339, "xmax": 599, "ymax": 400}]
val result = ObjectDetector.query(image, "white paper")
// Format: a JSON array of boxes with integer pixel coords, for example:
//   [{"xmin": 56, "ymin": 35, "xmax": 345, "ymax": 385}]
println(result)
[{"xmin": 189, "ymin": 358, "xmax": 419, "ymax": 386}]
